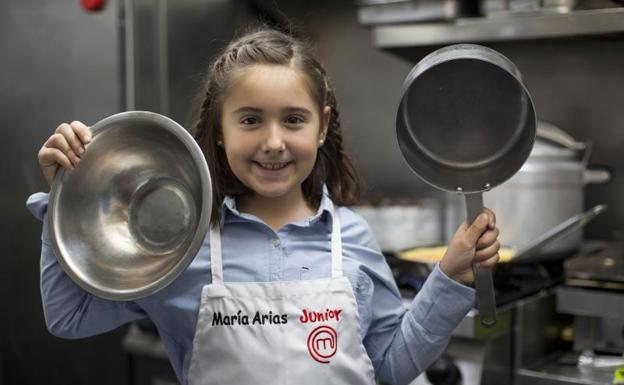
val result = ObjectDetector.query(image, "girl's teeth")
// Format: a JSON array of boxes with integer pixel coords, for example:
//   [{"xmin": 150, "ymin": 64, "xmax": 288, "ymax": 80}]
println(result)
[{"xmin": 259, "ymin": 162, "xmax": 288, "ymax": 169}]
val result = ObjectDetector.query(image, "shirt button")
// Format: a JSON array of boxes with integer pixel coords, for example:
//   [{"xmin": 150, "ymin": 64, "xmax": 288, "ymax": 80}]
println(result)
[{"xmin": 272, "ymin": 238, "xmax": 281, "ymax": 247}]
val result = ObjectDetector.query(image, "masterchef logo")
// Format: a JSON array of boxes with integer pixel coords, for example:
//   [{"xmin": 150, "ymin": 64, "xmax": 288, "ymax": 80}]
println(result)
[
  {"xmin": 299, "ymin": 308, "xmax": 342, "ymax": 364},
  {"xmin": 306, "ymin": 325, "xmax": 337, "ymax": 364}
]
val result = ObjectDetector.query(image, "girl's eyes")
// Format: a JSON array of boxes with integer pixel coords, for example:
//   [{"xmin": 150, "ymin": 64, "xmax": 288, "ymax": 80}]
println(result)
[
  {"xmin": 285, "ymin": 115, "xmax": 305, "ymax": 125},
  {"xmin": 241, "ymin": 116, "xmax": 261, "ymax": 126},
  {"xmin": 239, "ymin": 115, "xmax": 306, "ymax": 127}
]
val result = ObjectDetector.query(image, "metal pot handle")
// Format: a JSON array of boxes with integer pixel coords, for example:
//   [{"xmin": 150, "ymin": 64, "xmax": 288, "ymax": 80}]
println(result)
[
  {"xmin": 537, "ymin": 122, "xmax": 586, "ymax": 153},
  {"xmin": 538, "ymin": 121, "xmax": 595, "ymax": 165},
  {"xmin": 584, "ymin": 166, "xmax": 613, "ymax": 185}
]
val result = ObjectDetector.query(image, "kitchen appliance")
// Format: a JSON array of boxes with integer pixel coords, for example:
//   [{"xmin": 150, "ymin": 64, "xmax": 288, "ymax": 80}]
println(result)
[
  {"xmin": 390, "ymin": 248, "xmax": 571, "ymax": 385},
  {"xmin": 48, "ymin": 111, "xmax": 212, "ymax": 301},
  {"xmin": 446, "ymin": 121, "xmax": 612, "ymax": 256},
  {"xmin": 391, "ymin": 233, "xmax": 619, "ymax": 385},
  {"xmin": 396, "ymin": 43, "xmax": 536, "ymax": 326},
  {"xmin": 514, "ymin": 242, "xmax": 624, "ymax": 385}
]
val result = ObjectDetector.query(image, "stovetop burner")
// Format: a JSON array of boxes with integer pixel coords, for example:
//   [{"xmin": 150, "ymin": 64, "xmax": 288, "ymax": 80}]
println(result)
[
  {"xmin": 388, "ymin": 254, "xmax": 565, "ymax": 307},
  {"xmin": 493, "ymin": 261, "xmax": 564, "ymax": 306}
]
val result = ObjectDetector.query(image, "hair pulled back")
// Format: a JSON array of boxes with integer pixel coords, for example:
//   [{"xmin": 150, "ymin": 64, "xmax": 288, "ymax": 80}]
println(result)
[{"xmin": 193, "ymin": 27, "xmax": 361, "ymax": 226}]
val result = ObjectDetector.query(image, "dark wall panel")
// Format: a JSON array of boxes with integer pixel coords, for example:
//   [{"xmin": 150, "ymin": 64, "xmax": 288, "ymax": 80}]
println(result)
[{"xmin": 0, "ymin": 0, "xmax": 127, "ymax": 384}]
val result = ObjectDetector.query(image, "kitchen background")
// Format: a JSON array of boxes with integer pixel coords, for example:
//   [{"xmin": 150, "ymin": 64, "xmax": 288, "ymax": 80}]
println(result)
[{"xmin": 1, "ymin": 0, "xmax": 623, "ymax": 384}]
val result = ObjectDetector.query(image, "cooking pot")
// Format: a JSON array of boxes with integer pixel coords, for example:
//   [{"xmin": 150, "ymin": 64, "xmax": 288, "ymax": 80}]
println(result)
[
  {"xmin": 445, "ymin": 121, "xmax": 611, "ymax": 255},
  {"xmin": 352, "ymin": 199, "xmax": 443, "ymax": 252}
]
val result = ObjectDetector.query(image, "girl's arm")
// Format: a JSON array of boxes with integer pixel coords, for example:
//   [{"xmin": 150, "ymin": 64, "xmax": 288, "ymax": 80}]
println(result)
[
  {"xmin": 28, "ymin": 192, "xmax": 146, "ymax": 339},
  {"xmin": 341, "ymin": 208, "xmax": 475, "ymax": 385},
  {"xmin": 362, "ymin": 262, "xmax": 474, "ymax": 385}
]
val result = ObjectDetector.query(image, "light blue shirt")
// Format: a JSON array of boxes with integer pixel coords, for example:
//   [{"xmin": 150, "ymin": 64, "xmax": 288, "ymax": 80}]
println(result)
[{"xmin": 27, "ymin": 189, "xmax": 475, "ymax": 385}]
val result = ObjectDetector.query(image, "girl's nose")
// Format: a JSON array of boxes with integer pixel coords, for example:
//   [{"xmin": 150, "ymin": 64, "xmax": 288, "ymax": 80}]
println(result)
[{"xmin": 262, "ymin": 123, "xmax": 286, "ymax": 153}]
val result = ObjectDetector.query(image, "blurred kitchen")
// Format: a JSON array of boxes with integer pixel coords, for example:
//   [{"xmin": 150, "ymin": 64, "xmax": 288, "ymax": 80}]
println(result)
[{"xmin": 2, "ymin": 0, "xmax": 624, "ymax": 384}]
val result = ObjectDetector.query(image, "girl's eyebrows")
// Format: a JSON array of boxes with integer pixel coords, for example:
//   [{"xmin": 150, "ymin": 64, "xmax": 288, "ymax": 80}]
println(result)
[
  {"xmin": 232, "ymin": 106, "xmax": 312, "ymax": 114},
  {"xmin": 233, "ymin": 106, "xmax": 263, "ymax": 114},
  {"xmin": 284, "ymin": 107, "xmax": 312, "ymax": 115}
]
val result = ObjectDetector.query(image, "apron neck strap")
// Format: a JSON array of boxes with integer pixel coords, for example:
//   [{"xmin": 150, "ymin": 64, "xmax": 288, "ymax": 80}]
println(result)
[
  {"xmin": 209, "ymin": 198, "xmax": 343, "ymax": 284},
  {"xmin": 328, "ymin": 200, "xmax": 342, "ymax": 279},
  {"xmin": 209, "ymin": 225, "xmax": 223, "ymax": 283}
]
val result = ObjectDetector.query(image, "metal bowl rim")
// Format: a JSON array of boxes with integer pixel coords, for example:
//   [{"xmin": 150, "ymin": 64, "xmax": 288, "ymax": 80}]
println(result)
[{"xmin": 48, "ymin": 110, "xmax": 212, "ymax": 301}]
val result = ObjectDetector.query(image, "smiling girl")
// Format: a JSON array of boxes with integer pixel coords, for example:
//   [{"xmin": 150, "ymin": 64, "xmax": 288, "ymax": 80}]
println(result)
[{"xmin": 29, "ymin": 28, "xmax": 500, "ymax": 385}]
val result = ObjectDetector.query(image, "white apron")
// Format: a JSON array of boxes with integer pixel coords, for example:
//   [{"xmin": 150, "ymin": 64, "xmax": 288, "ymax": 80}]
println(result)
[{"xmin": 187, "ymin": 202, "xmax": 377, "ymax": 385}]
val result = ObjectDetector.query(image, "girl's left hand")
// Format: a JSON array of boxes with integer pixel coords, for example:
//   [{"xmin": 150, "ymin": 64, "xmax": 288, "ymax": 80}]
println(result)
[{"xmin": 439, "ymin": 208, "xmax": 500, "ymax": 286}]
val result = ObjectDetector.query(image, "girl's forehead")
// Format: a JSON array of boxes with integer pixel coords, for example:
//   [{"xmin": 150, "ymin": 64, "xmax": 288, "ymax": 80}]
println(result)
[{"xmin": 224, "ymin": 64, "xmax": 317, "ymax": 110}]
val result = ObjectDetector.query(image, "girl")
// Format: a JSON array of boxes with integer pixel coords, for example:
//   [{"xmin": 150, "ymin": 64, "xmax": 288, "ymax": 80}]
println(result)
[{"xmin": 30, "ymin": 28, "xmax": 500, "ymax": 385}]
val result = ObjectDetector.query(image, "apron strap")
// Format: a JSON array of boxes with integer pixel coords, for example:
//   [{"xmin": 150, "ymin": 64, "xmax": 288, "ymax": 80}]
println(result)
[
  {"xmin": 209, "ymin": 226, "xmax": 223, "ymax": 284},
  {"xmin": 329, "ymin": 201, "xmax": 343, "ymax": 279},
  {"xmin": 209, "ymin": 196, "xmax": 344, "ymax": 283}
]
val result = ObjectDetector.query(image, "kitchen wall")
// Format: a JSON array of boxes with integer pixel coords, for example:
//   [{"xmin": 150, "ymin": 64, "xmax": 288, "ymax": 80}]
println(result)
[
  {"xmin": 268, "ymin": 0, "xmax": 624, "ymax": 241},
  {"xmin": 0, "ymin": 1, "xmax": 129, "ymax": 384}
]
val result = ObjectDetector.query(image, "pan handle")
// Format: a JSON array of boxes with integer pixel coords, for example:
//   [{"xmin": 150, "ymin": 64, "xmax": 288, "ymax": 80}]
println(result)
[{"xmin": 465, "ymin": 193, "xmax": 497, "ymax": 328}]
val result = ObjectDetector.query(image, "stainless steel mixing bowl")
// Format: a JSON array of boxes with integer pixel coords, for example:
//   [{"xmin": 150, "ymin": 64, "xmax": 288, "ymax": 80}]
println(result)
[{"xmin": 48, "ymin": 111, "xmax": 212, "ymax": 301}]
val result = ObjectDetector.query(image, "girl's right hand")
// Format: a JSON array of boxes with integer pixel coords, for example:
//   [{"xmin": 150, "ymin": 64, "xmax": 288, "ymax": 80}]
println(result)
[
  {"xmin": 38, "ymin": 121, "xmax": 92, "ymax": 187},
  {"xmin": 439, "ymin": 208, "xmax": 500, "ymax": 286}
]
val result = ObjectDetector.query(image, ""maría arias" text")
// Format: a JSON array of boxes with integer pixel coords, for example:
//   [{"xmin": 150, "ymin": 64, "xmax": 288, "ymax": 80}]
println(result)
[{"xmin": 212, "ymin": 311, "xmax": 287, "ymax": 326}]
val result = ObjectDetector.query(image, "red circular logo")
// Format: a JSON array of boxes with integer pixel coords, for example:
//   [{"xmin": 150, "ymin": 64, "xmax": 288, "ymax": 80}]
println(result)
[{"xmin": 306, "ymin": 325, "xmax": 338, "ymax": 364}]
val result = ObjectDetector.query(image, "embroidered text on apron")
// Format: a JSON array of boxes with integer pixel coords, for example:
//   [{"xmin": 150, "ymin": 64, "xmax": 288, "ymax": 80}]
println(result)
[{"xmin": 187, "ymin": 202, "xmax": 376, "ymax": 385}]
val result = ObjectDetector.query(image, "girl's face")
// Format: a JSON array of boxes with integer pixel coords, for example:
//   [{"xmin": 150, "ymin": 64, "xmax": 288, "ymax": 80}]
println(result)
[{"xmin": 221, "ymin": 64, "xmax": 330, "ymax": 200}]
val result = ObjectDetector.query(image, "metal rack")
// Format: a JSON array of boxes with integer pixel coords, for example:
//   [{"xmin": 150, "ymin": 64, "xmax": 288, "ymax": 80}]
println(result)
[{"xmin": 370, "ymin": 8, "xmax": 624, "ymax": 48}]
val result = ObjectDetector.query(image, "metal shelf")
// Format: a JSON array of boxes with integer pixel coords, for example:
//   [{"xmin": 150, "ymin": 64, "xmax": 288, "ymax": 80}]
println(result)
[
  {"xmin": 371, "ymin": 8, "xmax": 624, "ymax": 48},
  {"xmin": 556, "ymin": 286, "xmax": 624, "ymax": 320}
]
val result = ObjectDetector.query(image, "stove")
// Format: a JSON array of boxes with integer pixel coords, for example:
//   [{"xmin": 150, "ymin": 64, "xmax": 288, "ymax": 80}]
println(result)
[
  {"xmin": 388, "ymin": 253, "xmax": 565, "ymax": 308},
  {"xmin": 388, "ymin": 241, "xmax": 620, "ymax": 385},
  {"xmin": 517, "ymin": 241, "xmax": 624, "ymax": 385}
]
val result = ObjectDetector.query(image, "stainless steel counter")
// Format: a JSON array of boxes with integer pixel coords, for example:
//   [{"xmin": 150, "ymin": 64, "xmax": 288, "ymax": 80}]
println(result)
[{"xmin": 517, "ymin": 352, "xmax": 616, "ymax": 385}]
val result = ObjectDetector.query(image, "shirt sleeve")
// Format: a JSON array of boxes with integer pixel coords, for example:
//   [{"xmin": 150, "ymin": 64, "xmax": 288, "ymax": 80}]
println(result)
[
  {"xmin": 340, "ymin": 208, "xmax": 475, "ymax": 385},
  {"xmin": 26, "ymin": 192, "xmax": 146, "ymax": 339}
]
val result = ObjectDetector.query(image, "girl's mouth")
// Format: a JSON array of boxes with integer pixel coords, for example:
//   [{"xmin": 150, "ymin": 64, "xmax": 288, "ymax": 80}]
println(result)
[{"xmin": 253, "ymin": 161, "xmax": 292, "ymax": 170}]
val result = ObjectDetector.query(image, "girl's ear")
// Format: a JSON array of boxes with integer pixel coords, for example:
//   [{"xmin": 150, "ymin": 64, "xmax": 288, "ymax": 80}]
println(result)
[{"xmin": 320, "ymin": 105, "xmax": 331, "ymax": 140}]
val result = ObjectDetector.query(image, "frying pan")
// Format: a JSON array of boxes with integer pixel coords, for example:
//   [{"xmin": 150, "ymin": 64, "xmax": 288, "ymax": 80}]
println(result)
[{"xmin": 396, "ymin": 44, "xmax": 536, "ymax": 327}]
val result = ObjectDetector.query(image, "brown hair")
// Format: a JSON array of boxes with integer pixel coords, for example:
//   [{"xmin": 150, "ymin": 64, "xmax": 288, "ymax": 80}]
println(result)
[{"xmin": 192, "ymin": 27, "xmax": 361, "ymax": 226}]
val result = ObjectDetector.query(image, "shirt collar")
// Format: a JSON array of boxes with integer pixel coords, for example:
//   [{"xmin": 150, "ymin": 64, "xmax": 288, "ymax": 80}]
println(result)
[{"xmin": 220, "ymin": 184, "xmax": 334, "ymax": 228}]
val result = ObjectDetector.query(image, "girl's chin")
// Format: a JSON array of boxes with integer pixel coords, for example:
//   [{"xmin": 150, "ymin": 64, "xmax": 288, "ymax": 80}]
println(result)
[{"xmin": 250, "ymin": 183, "xmax": 296, "ymax": 199}]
